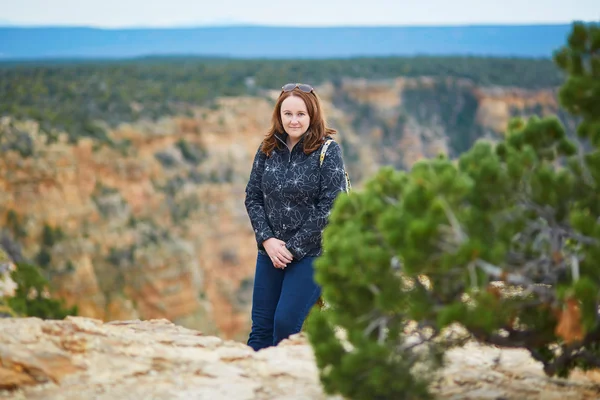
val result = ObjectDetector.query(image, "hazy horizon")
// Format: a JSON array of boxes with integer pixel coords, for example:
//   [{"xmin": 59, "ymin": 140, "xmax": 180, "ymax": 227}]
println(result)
[
  {"xmin": 0, "ymin": 21, "xmax": 590, "ymax": 29},
  {"xmin": 1, "ymin": 0, "xmax": 597, "ymax": 28}
]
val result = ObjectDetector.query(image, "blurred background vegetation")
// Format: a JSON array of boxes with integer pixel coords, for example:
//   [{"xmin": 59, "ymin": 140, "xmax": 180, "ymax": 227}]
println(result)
[{"xmin": 1, "ymin": 56, "xmax": 563, "ymax": 146}]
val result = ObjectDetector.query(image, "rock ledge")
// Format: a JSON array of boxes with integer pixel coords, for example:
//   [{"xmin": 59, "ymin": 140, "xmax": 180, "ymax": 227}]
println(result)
[{"xmin": 1, "ymin": 317, "xmax": 599, "ymax": 399}]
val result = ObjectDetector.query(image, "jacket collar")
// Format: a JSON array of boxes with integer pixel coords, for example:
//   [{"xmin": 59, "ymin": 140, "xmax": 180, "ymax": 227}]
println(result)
[{"xmin": 274, "ymin": 131, "xmax": 307, "ymax": 151}]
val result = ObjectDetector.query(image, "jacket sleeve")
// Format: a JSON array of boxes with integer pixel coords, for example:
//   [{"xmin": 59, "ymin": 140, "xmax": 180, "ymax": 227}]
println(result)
[
  {"xmin": 285, "ymin": 141, "xmax": 347, "ymax": 260},
  {"xmin": 244, "ymin": 144, "xmax": 275, "ymax": 246}
]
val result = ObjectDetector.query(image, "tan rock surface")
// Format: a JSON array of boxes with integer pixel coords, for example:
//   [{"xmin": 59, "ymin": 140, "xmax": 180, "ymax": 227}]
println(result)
[{"xmin": 1, "ymin": 317, "xmax": 599, "ymax": 400}]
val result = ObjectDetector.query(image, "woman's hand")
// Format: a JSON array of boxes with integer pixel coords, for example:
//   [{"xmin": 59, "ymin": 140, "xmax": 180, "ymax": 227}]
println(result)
[{"xmin": 263, "ymin": 238, "xmax": 294, "ymax": 269}]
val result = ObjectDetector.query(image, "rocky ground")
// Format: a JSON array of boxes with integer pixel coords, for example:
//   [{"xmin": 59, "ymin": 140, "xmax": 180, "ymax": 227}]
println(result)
[{"xmin": 1, "ymin": 317, "xmax": 599, "ymax": 400}]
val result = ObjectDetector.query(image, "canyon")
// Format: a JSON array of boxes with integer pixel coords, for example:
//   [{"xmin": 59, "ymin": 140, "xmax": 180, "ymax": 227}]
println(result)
[{"xmin": 0, "ymin": 77, "xmax": 568, "ymax": 342}]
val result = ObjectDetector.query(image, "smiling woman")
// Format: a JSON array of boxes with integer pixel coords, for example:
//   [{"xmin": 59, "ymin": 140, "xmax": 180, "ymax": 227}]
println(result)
[
  {"xmin": 243, "ymin": 83, "xmax": 350, "ymax": 351},
  {"xmin": 280, "ymin": 95, "xmax": 310, "ymax": 148}
]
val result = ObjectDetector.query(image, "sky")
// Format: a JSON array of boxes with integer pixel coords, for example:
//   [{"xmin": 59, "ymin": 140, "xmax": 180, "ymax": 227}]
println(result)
[{"xmin": 1, "ymin": 0, "xmax": 598, "ymax": 28}]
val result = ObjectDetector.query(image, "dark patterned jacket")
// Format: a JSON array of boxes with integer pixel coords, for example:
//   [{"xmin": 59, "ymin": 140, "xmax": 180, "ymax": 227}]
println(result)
[{"xmin": 244, "ymin": 132, "xmax": 347, "ymax": 260}]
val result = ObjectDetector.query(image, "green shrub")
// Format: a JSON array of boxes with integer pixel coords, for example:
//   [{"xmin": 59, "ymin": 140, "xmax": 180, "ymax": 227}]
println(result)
[
  {"xmin": 8, "ymin": 262, "xmax": 78, "ymax": 319},
  {"xmin": 176, "ymin": 139, "xmax": 207, "ymax": 165},
  {"xmin": 6, "ymin": 209, "xmax": 27, "ymax": 239},
  {"xmin": 42, "ymin": 223, "xmax": 65, "ymax": 247},
  {"xmin": 306, "ymin": 22, "xmax": 600, "ymax": 399}
]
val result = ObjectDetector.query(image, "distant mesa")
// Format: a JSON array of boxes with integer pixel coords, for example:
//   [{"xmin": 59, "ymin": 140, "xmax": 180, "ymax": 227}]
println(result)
[{"xmin": 0, "ymin": 24, "xmax": 573, "ymax": 60}]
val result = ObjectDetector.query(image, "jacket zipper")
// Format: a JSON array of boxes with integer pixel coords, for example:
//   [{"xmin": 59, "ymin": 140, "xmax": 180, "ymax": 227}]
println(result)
[{"xmin": 275, "ymin": 135, "xmax": 292, "ymax": 164}]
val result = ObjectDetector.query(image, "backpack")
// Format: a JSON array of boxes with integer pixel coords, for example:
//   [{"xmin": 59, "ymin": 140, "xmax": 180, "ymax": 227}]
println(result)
[{"xmin": 320, "ymin": 139, "xmax": 352, "ymax": 194}]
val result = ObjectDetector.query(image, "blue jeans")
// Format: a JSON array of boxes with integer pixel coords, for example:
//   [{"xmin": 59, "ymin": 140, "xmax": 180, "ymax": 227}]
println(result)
[{"xmin": 247, "ymin": 253, "xmax": 322, "ymax": 351}]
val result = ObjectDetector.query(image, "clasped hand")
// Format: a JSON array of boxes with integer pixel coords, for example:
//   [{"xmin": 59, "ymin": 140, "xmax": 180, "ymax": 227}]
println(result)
[{"xmin": 263, "ymin": 238, "xmax": 294, "ymax": 269}]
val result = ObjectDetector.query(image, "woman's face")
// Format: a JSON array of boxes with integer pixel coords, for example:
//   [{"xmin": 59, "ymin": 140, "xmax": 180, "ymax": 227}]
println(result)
[{"xmin": 280, "ymin": 95, "xmax": 310, "ymax": 143}]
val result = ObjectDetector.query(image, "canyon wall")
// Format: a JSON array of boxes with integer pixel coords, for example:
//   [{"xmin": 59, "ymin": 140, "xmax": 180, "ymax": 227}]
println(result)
[{"xmin": 0, "ymin": 78, "xmax": 568, "ymax": 341}]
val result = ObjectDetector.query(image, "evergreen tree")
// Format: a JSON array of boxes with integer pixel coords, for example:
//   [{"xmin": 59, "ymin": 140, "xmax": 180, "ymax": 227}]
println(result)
[{"xmin": 306, "ymin": 21, "xmax": 600, "ymax": 399}]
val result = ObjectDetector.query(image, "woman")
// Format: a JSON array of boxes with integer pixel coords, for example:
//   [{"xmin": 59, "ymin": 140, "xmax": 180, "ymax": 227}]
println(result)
[{"xmin": 244, "ymin": 82, "xmax": 348, "ymax": 351}]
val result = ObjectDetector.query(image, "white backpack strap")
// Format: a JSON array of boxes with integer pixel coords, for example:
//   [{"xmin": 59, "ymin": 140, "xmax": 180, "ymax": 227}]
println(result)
[{"xmin": 320, "ymin": 139, "xmax": 334, "ymax": 167}]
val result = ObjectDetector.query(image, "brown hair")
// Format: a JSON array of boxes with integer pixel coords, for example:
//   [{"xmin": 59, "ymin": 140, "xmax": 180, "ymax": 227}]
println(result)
[{"xmin": 261, "ymin": 88, "xmax": 337, "ymax": 156}]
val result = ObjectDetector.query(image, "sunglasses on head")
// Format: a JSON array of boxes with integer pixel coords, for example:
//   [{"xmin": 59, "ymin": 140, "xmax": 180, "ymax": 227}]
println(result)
[{"xmin": 281, "ymin": 83, "xmax": 314, "ymax": 93}]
